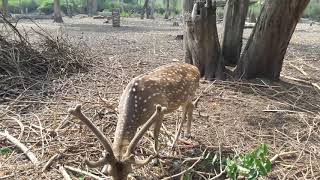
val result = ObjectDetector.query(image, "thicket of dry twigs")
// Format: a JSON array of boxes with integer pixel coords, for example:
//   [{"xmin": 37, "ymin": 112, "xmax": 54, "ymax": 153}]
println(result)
[{"xmin": 0, "ymin": 17, "xmax": 91, "ymax": 105}]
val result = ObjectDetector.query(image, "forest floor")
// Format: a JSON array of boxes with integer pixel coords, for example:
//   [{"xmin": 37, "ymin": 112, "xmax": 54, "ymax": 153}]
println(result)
[{"xmin": 0, "ymin": 16, "xmax": 320, "ymax": 179}]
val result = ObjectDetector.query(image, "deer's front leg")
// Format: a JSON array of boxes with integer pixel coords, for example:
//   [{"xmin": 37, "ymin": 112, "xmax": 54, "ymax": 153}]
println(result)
[{"xmin": 153, "ymin": 114, "xmax": 163, "ymax": 154}]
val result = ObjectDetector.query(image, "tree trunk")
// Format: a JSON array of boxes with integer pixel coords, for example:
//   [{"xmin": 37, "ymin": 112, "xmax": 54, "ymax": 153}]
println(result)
[
  {"xmin": 222, "ymin": 0, "xmax": 249, "ymax": 66},
  {"xmin": 53, "ymin": 0, "xmax": 63, "ymax": 23},
  {"xmin": 1, "ymin": 0, "xmax": 8, "ymax": 17},
  {"xmin": 87, "ymin": 0, "xmax": 97, "ymax": 16},
  {"xmin": 65, "ymin": 0, "xmax": 72, "ymax": 17},
  {"xmin": 141, "ymin": 0, "xmax": 149, "ymax": 19},
  {"xmin": 149, "ymin": 0, "xmax": 155, "ymax": 19},
  {"xmin": 235, "ymin": 0, "xmax": 310, "ymax": 80},
  {"xmin": 164, "ymin": 0, "xmax": 170, "ymax": 19},
  {"xmin": 184, "ymin": 0, "xmax": 225, "ymax": 80}
]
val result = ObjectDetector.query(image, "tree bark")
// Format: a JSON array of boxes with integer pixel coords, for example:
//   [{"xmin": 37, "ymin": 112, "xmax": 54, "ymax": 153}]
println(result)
[
  {"xmin": 141, "ymin": 0, "xmax": 149, "ymax": 19},
  {"xmin": 235, "ymin": 0, "xmax": 310, "ymax": 80},
  {"xmin": 87, "ymin": 0, "xmax": 97, "ymax": 16},
  {"xmin": 1, "ymin": 0, "xmax": 8, "ymax": 17},
  {"xmin": 65, "ymin": 0, "xmax": 72, "ymax": 17},
  {"xmin": 164, "ymin": 0, "xmax": 170, "ymax": 19},
  {"xmin": 222, "ymin": 0, "xmax": 249, "ymax": 66},
  {"xmin": 184, "ymin": 0, "xmax": 225, "ymax": 80},
  {"xmin": 53, "ymin": 0, "xmax": 63, "ymax": 23}
]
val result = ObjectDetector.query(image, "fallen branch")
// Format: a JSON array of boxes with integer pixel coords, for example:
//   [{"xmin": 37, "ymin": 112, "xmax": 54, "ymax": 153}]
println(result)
[
  {"xmin": 270, "ymin": 151, "xmax": 298, "ymax": 162},
  {"xmin": 288, "ymin": 63, "xmax": 309, "ymax": 78},
  {"xmin": 58, "ymin": 165, "xmax": 72, "ymax": 180},
  {"xmin": 0, "ymin": 130, "xmax": 39, "ymax": 166},
  {"xmin": 281, "ymin": 75, "xmax": 320, "ymax": 91},
  {"xmin": 64, "ymin": 165, "xmax": 103, "ymax": 180},
  {"xmin": 42, "ymin": 154, "xmax": 61, "ymax": 172}
]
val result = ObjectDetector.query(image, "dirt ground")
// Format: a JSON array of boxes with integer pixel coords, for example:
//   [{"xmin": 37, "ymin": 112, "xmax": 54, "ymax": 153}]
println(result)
[{"xmin": 0, "ymin": 16, "xmax": 320, "ymax": 179}]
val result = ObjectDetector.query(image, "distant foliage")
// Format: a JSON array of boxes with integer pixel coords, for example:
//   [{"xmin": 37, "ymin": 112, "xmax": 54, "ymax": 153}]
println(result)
[
  {"xmin": 3, "ymin": 0, "xmax": 182, "ymax": 16},
  {"xmin": 303, "ymin": 2, "xmax": 320, "ymax": 20}
]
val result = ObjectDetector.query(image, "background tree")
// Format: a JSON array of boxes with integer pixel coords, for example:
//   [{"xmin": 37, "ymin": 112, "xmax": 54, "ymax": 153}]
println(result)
[
  {"xmin": 184, "ymin": 0, "xmax": 310, "ymax": 81},
  {"xmin": 221, "ymin": 0, "xmax": 249, "ymax": 66},
  {"xmin": 1, "ymin": 0, "xmax": 8, "ymax": 17},
  {"xmin": 184, "ymin": 0, "xmax": 225, "ymax": 80},
  {"xmin": 164, "ymin": 0, "xmax": 170, "ymax": 19},
  {"xmin": 235, "ymin": 0, "xmax": 310, "ymax": 79},
  {"xmin": 53, "ymin": 0, "xmax": 63, "ymax": 23},
  {"xmin": 87, "ymin": 0, "xmax": 97, "ymax": 16}
]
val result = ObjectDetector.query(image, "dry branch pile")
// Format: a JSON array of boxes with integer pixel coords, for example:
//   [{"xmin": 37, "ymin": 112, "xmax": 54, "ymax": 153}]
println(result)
[{"xmin": 0, "ymin": 18, "xmax": 91, "ymax": 103}]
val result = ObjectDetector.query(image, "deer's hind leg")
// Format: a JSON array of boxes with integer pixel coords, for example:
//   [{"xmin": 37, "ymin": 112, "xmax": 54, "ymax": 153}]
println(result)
[
  {"xmin": 185, "ymin": 101, "xmax": 194, "ymax": 138},
  {"xmin": 171, "ymin": 102, "xmax": 190, "ymax": 148}
]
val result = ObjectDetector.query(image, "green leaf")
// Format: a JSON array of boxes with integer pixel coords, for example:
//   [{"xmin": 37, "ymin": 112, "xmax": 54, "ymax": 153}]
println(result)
[
  {"xmin": 265, "ymin": 159, "xmax": 272, "ymax": 172},
  {"xmin": 255, "ymin": 144, "xmax": 268, "ymax": 158},
  {"xmin": 0, "ymin": 147, "xmax": 13, "ymax": 155},
  {"xmin": 211, "ymin": 154, "xmax": 218, "ymax": 165}
]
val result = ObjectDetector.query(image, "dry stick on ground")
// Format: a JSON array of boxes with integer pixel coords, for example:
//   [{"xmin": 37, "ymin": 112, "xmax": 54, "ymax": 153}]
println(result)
[
  {"xmin": 64, "ymin": 165, "xmax": 102, "ymax": 180},
  {"xmin": 288, "ymin": 63, "xmax": 309, "ymax": 78},
  {"xmin": 0, "ymin": 130, "xmax": 39, "ymax": 166},
  {"xmin": 42, "ymin": 154, "xmax": 61, "ymax": 172},
  {"xmin": 281, "ymin": 75, "xmax": 320, "ymax": 91},
  {"xmin": 58, "ymin": 165, "xmax": 72, "ymax": 180},
  {"xmin": 9, "ymin": 116, "xmax": 25, "ymax": 140}
]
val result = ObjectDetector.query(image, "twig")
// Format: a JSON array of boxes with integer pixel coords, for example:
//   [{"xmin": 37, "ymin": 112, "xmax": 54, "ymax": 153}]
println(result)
[
  {"xmin": 281, "ymin": 75, "xmax": 320, "ymax": 91},
  {"xmin": 58, "ymin": 165, "xmax": 72, "ymax": 180},
  {"xmin": 64, "ymin": 165, "xmax": 103, "ymax": 180},
  {"xmin": 161, "ymin": 156, "xmax": 203, "ymax": 180},
  {"xmin": 0, "ymin": 130, "xmax": 39, "ymax": 166},
  {"xmin": 288, "ymin": 63, "xmax": 309, "ymax": 78},
  {"xmin": 10, "ymin": 116, "xmax": 24, "ymax": 140},
  {"xmin": 262, "ymin": 109, "xmax": 303, "ymax": 113},
  {"xmin": 0, "ymin": 173, "xmax": 14, "ymax": 179},
  {"xmin": 270, "ymin": 151, "xmax": 298, "ymax": 162},
  {"xmin": 42, "ymin": 154, "xmax": 60, "ymax": 172}
]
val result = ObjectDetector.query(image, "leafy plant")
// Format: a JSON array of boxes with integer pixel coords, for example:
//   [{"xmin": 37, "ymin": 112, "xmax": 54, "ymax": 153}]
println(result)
[
  {"xmin": 0, "ymin": 147, "xmax": 13, "ymax": 155},
  {"xmin": 225, "ymin": 144, "xmax": 272, "ymax": 180}
]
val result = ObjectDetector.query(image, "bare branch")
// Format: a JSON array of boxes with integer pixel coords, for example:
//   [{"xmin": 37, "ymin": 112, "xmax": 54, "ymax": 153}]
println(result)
[
  {"xmin": 124, "ymin": 105, "xmax": 167, "ymax": 158},
  {"xmin": 42, "ymin": 154, "xmax": 61, "ymax": 172},
  {"xmin": 68, "ymin": 104, "xmax": 115, "ymax": 163},
  {"xmin": 0, "ymin": 130, "xmax": 39, "ymax": 166},
  {"xmin": 64, "ymin": 165, "xmax": 103, "ymax": 180},
  {"xmin": 58, "ymin": 165, "xmax": 72, "ymax": 180},
  {"xmin": 85, "ymin": 156, "xmax": 109, "ymax": 168}
]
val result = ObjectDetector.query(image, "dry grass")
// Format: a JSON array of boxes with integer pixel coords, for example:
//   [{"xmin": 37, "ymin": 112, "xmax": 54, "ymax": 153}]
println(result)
[{"xmin": 0, "ymin": 16, "xmax": 319, "ymax": 180}]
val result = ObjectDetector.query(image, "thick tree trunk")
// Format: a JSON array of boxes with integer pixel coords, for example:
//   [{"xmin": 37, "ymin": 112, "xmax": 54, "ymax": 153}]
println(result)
[
  {"xmin": 164, "ymin": 0, "xmax": 170, "ymax": 19},
  {"xmin": 184, "ymin": 0, "xmax": 225, "ymax": 80},
  {"xmin": 222, "ymin": 0, "xmax": 249, "ymax": 66},
  {"xmin": 1, "ymin": 0, "xmax": 8, "ymax": 17},
  {"xmin": 235, "ymin": 0, "xmax": 310, "ymax": 80}
]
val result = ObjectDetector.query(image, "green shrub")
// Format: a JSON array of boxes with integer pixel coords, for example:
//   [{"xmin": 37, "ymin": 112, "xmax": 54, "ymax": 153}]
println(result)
[
  {"xmin": 225, "ymin": 144, "xmax": 272, "ymax": 180},
  {"xmin": 303, "ymin": 3, "xmax": 320, "ymax": 19},
  {"xmin": 37, "ymin": 0, "xmax": 54, "ymax": 15}
]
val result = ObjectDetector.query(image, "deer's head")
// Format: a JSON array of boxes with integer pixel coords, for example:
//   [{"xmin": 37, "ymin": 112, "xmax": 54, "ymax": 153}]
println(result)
[{"xmin": 68, "ymin": 104, "xmax": 166, "ymax": 180}]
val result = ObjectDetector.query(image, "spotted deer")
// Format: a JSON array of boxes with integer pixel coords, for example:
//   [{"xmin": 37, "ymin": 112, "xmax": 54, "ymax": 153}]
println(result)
[{"xmin": 68, "ymin": 62, "xmax": 200, "ymax": 180}]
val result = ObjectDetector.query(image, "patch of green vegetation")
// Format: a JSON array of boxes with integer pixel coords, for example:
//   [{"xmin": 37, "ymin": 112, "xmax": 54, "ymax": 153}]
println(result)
[
  {"xmin": 225, "ymin": 144, "xmax": 272, "ymax": 180},
  {"xmin": 303, "ymin": 2, "xmax": 320, "ymax": 20},
  {"xmin": 0, "ymin": 147, "xmax": 13, "ymax": 155}
]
